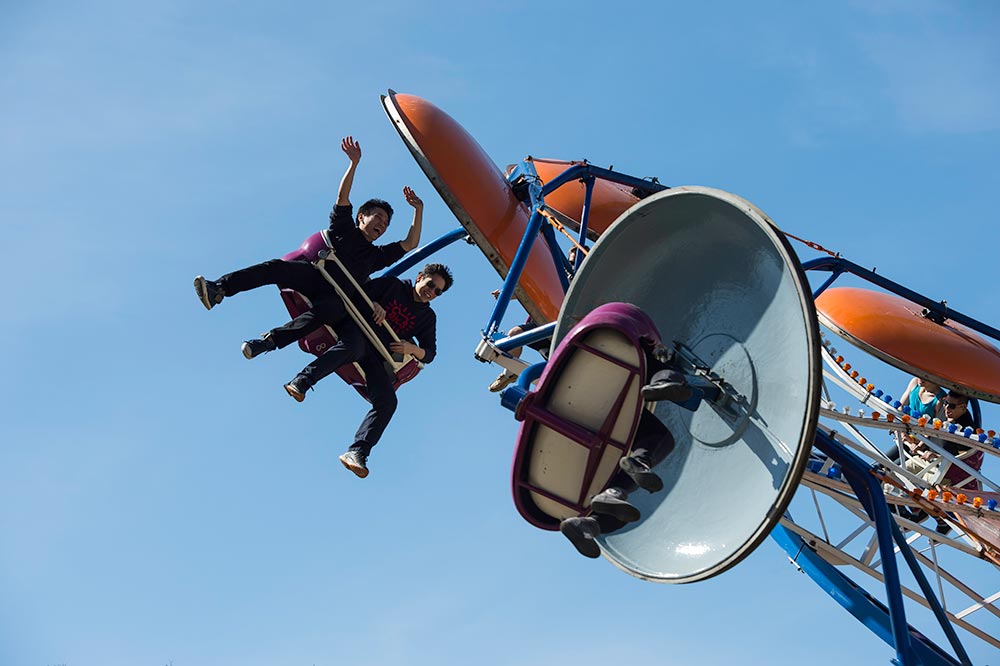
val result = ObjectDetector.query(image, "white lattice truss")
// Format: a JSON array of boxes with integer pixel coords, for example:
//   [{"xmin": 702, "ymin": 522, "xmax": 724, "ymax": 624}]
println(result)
[{"xmin": 781, "ymin": 338, "xmax": 1000, "ymax": 651}]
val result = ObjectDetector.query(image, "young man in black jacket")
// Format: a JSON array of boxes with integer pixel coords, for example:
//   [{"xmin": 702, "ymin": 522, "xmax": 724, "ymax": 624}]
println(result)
[
  {"xmin": 282, "ymin": 263, "xmax": 454, "ymax": 480},
  {"xmin": 193, "ymin": 136, "xmax": 424, "ymax": 357}
]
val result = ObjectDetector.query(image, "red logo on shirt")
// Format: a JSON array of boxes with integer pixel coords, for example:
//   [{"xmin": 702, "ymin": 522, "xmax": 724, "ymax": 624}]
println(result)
[{"xmin": 384, "ymin": 299, "xmax": 415, "ymax": 334}]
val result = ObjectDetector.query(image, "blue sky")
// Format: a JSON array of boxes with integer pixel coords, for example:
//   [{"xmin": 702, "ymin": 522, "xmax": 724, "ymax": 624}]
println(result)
[{"xmin": 2, "ymin": 1, "xmax": 999, "ymax": 665}]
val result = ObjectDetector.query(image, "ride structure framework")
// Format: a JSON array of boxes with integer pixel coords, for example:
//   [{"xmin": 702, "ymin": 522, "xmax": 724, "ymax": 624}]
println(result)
[{"xmin": 378, "ymin": 89, "xmax": 1000, "ymax": 666}]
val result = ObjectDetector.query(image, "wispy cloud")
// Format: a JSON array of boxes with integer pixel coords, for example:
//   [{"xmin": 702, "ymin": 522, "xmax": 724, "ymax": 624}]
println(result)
[
  {"xmin": 848, "ymin": 0, "xmax": 952, "ymax": 16},
  {"xmin": 0, "ymin": 3, "xmax": 325, "ymax": 157},
  {"xmin": 859, "ymin": 28, "xmax": 1000, "ymax": 134},
  {"xmin": 849, "ymin": 2, "xmax": 1000, "ymax": 134},
  {"xmin": 751, "ymin": 4, "xmax": 999, "ymax": 144}
]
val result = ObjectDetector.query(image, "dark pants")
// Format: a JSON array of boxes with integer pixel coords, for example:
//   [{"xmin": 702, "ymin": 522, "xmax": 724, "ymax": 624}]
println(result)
[
  {"xmin": 296, "ymin": 322, "xmax": 398, "ymax": 454},
  {"xmin": 218, "ymin": 259, "xmax": 350, "ymax": 349},
  {"xmin": 596, "ymin": 411, "xmax": 675, "ymax": 534}
]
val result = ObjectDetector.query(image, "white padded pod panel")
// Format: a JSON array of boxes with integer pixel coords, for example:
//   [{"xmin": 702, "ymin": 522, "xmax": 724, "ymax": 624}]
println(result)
[{"xmin": 554, "ymin": 187, "xmax": 822, "ymax": 583}]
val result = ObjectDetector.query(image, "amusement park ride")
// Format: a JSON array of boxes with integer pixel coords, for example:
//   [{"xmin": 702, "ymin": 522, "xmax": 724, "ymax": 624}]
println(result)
[{"xmin": 282, "ymin": 91, "xmax": 1000, "ymax": 665}]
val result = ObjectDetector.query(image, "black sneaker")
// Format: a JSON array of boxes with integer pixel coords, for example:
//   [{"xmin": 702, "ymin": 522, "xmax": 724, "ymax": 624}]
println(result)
[
  {"xmin": 619, "ymin": 454, "xmax": 664, "ymax": 493},
  {"xmin": 284, "ymin": 375, "xmax": 311, "ymax": 402},
  {"xmin": 242, "ymin": 335, "xmax": 277, "ymax": 360},
  {"xmin": 649, "ymin": 344, "xmax": 678, "ymax": 366},
  {"xmin": 935, "ymin": 519, "xmax": 952, "ymax": 536},
  {"xmin": 641, "ymin": 369, "xmax": 693, "ymax": 403},
  {"xmin": 194, "ymin": 276, "xmax": 224, "ymax": 311},
  {"xmin": 559, "ymin": 516, "xmax": 601, "ymax": 558},
  {"xmin": 890, "ymin": 504, "xmax": 910, "ymax": 519},
  {"xmin": 338, "ymin": 449, "xmax": 369, "ymax": 478},
  {"xmin": 589, "ymin": 487, "xmax": 641, "ymax": 523}
]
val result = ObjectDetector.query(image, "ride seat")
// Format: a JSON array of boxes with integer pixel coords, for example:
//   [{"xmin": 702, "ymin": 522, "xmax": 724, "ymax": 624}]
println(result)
[{"xmin": 279, "ymin": 231, "xmax": 421, "ymax": 401}]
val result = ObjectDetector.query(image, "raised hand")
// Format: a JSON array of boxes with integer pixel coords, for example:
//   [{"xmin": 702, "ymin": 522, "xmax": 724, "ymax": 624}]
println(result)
[
  {"xmin": 341, "ymin": 136, "xmax": 362, "ymax": 164},
  {"xmin": 403, "ymin": 186, "xmax": 423, "ymax": 210}
]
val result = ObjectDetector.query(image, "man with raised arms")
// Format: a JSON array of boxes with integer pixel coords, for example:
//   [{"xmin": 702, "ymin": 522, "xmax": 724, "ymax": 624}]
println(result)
[{"xmin": 193, "ymin": 136, "xmax": 424, "ymax": 359}]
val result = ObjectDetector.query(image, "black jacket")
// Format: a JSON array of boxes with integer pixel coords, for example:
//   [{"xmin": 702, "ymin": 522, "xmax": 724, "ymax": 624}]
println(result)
[
  {"xmin": 328, "ymin": 204, "xmax": 405, "ymax": 283},
  {"xmin": 364, "ymin": 276, "xmax": 438, "ymax": 364}
]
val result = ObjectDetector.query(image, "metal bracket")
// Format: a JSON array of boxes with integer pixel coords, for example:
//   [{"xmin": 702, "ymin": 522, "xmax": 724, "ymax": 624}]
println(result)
[{"xmin": 474, "ymin": 336, "xmax": 532, "ymax": 376}]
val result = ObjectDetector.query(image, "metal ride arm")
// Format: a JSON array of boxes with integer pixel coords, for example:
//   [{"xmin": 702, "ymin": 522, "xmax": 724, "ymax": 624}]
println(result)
[
  {"xmin": 538, "ymin": 206, "xmax": 590, "ymax": 270},
  {"xmin": 379, "ymin": 226, "xmax": 470, "ymax": 279},
  {"xmin": 539, "ymin": 221, "xmax": 571, "ymax": 294},
  {"xmin": 771, "ymin": 523, "xmax": 965, "ymax": 666},
  {"xmin": 495, "ymin": 323, "xmax": 557, "ymax": 354},
  {"xmin": 481, "ymin": 159, "xmax": 668, "ymax": 348},
  {"xmin": 776, "ymin": 430, "xmax": 974, "ymax": 666},
  {"xmin": 313, "ymin": 247, "xmax": 411, "ymax": 371},
  {"xmin": 804, "ymin": 256, "xmax": 1000, "ymax": 344},
  {"xmin": 474, "ymin": 323, "xmax": 556, "ymax": 377},
  {"xmin": 798, "ymin": 292, "xmax": 1000, "ymax": 658},
  {"xmin": 483, "ymin": 158, "xmax": 547, "ymax": 340}
]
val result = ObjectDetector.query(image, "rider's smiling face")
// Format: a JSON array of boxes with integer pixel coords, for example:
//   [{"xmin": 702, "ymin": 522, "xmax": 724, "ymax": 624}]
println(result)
[
  {"xmin": 358, "ymin": 207, "xmax": 390, "ymax": 242},
  {"xmin": 414, "ymin": 273, "xmax": 446, "ymax": 303},
  {"xmin": 943, "ymin": 397, "xmax": 968, "ymax": 419}
]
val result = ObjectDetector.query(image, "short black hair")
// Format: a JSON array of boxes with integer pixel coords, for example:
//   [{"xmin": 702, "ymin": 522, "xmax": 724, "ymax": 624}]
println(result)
[
  {"xmin": 358, "ymin": 198, "xmax": 394, "ymax": 224},
  {"xmin": 422, "ymin": 263, "xmax": 454, "ymax": 293},
  {"xmin": 946, "ymin": 390, "xmax": 969, "ymax": 404}
]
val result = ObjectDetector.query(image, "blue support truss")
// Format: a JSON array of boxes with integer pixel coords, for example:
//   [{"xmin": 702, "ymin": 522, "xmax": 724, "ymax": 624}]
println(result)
[
  {"xmin": 772, "ymin": 431, "xmax": 973, "ymax": 666},
  {"xmin": 481, "ymin": 159, "xmax": 667, "ymax": 346},
  {"xmin": 380, "ymin": 226, "xmax": 469, "ymax": 279}
]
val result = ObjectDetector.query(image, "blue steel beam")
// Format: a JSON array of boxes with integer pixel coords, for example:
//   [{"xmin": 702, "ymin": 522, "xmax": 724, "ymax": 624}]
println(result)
[
  {"xmin": 803, "ymin": 256, "xmax": 1000, "ymax": 344},
  {"xmin": 790, "ymin": 430, "xmax": 974, "ymax": 665},
  {"xmin": 576, "ymin": 175, "xmax": 595, "ymax": 254},
  {"xmin": 540, "ymin": 222, "xmax": 571, "ymax": 293},
  {"xmin": 380, "ymin": 227, "xmax": 469, "ymax": 278},
  {"xmin": 539, "ymin": 163, "xmax": 668, "ymax": 198},
  {"xmin": 494, "ymin": 322, "xmax": 556, "ymax": 354},
  {"xmin": 483, "ymin": 208, "xmax": 547, "ymax": 339},
  {"xmin": 770, "ymin": 523, "xmax": 962, "ymax": 666},
  {"xmin": 485, "ymin": 160, "xmax": 665, "ymax": 340}
]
